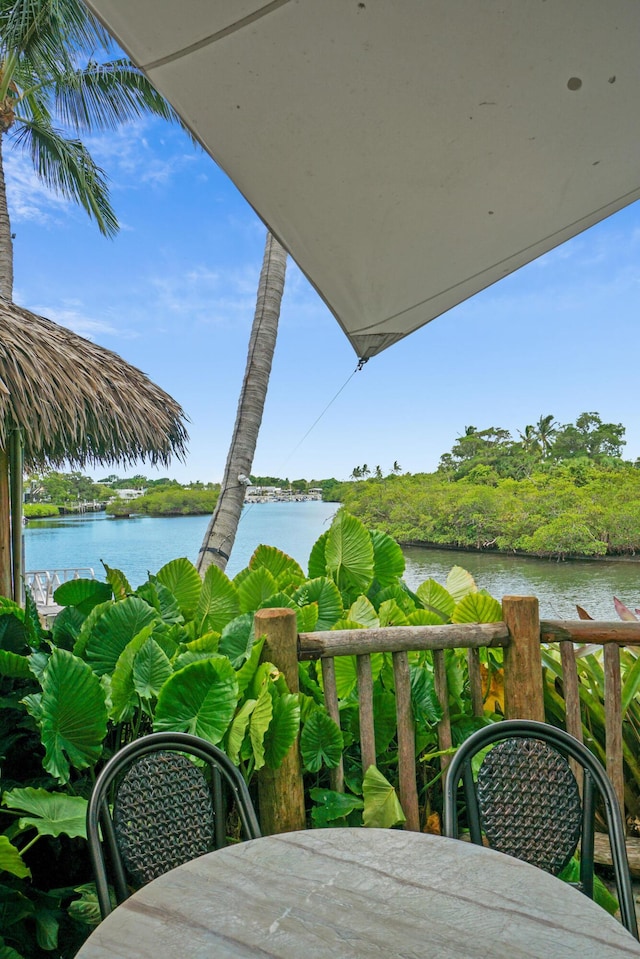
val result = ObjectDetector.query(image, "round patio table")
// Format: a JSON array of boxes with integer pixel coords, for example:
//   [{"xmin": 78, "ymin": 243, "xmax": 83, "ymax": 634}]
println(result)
[{"xmin": 75, "ymin": 828, "xmax": 640, "ymax": 959}]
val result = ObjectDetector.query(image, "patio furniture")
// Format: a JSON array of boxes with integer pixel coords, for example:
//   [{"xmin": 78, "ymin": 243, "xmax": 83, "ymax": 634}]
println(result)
[
  {"xmin": 74, "ymin": 828, "xmax": 640, "ymax": 959},
  {"xmin": 86, "ymin": 731, "xmax": 261, "ymax": 919},
  {"xmin": 443, "ymin": 719, "xmax": 638, "ymax": 939}
]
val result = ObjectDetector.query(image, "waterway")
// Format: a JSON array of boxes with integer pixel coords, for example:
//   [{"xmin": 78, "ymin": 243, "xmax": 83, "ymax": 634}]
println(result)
[{"xmin": 23, "ymin": 503, "xmax": 640, "ymax": 619}]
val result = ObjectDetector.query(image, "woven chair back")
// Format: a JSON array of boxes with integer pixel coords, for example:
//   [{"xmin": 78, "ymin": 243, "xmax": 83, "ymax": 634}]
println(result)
[
  {"xmin": 476, "ymin": 738, "xmax": 582, "ymax": 874},
  {"xmin": 113, "ymin": 751, "xmax": 216, "ymax": 885}
]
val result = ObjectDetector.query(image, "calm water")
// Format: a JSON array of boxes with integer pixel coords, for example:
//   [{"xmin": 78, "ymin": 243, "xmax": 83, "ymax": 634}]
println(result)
[{"xmin": 23, "ymin": 503, "xmax": 640, "ymax": 619}]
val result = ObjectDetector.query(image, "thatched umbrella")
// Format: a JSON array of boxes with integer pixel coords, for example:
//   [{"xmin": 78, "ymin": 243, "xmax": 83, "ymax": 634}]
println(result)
[{"xmin": 0, "ymin": 298, "xmax": 189, "ymax": 601}]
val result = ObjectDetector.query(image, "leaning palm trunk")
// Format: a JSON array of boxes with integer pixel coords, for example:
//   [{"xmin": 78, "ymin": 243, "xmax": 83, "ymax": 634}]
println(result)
[
  {"xmin": 0, "ymin": 134, "xmax": 14, "ymax": 300},
  {"xmin": 197, "ymin": 232, "xmax": 287, "ymax": 575},
  {"xmin": 0, "ymin": 131, "xmax": 20, "ymax": 599}
]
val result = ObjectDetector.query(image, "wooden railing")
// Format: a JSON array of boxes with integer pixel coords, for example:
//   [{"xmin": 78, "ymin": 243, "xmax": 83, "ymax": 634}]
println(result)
[{"xmin": 253, "ymin": 598, "xmax": 640, "ymax": 841}]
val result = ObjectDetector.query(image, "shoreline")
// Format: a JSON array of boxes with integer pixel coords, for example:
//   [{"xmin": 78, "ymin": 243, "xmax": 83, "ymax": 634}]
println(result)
[{"xmin": 399, "ymin": 539, "xmax": 640, "ymax": 565}]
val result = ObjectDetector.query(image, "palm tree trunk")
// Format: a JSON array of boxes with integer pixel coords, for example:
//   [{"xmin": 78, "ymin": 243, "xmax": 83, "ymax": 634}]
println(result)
[
  {"xmin": 197, "ymin": 232, "xmax": 287, "ymax": 575},
  {"xmin": 0, "ymin": 134, "xmax": 14, "ymax": 300}
]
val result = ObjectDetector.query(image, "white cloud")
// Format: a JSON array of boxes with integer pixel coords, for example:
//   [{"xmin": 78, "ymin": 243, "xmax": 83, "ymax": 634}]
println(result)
[
  {"xmin": 4, "ymin": 149, "xmax": 74, "ymax": 228},
  {"xmin": 27, "ymin": 301, "xmax": 137, "ymax": 341}
]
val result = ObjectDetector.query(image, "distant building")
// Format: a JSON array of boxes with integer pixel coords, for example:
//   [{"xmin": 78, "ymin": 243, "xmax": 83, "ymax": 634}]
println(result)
[{"xmin": 115, "ymin": 488, "xmax": 146, "ymax": 501}]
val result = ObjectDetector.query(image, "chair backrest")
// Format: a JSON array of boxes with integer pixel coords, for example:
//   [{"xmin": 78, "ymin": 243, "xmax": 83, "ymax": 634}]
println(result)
[
  {"xmin": 87, "ymin": 732, "xmax": 261, "ymax": 919},
  {"xmin": 443, "ymin": 720, "xmax": 638, "ymax": 940}
]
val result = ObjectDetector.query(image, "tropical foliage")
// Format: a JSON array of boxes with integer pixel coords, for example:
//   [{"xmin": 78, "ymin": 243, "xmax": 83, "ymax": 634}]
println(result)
[
  {"xmin": 334, "ymin": 460, "xmax": 640, "ymax": 559},
  {"xmin": 0, "ymin": 511, "xmax": 502, "ymax": 957}
]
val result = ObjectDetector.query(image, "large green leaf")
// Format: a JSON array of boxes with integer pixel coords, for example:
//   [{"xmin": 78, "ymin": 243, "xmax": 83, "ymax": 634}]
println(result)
[
  {"xmin": 446, "ymin": 566, "xmax": 477, "ymax": 603},
  {"xmin": 0, "ymin": 650, "xmax": 32, "ymax": 680},
  {"xmin": 378, "ymin": 599, "xmax": 409, "ymax": 627},
  {"xmin": 72, "ymin": 600, "xmax": 113, "ymax": 658},
  {"xmin": 362, "ymin": 766, "xmax": 406, "ymax": 828},
  {"xmin": 154, "ymin": 656, "xmax": 239, "ymax": 743},
  {"xmin": 133, "ymin": 639, "xmax": 173, "ymax": 700},
  {"xmin": 2, "ymin": 788, "xmax": 87, "ymax": 839},
  {"xmin": 109, "ymin": 625, "xmax": 155, "ymax": 721},
  {"xmin": 136, "ymin": 580, "xmax": 183, "ymax": 624},
  {"xmin": 196, "ymin": 565, "xmax": 240, "ymax": 635},
  {"xmin": 293, "ymin": 577, "xmax": 343, "ymax": 631},
  {"xmin": 410, "ymin": 665, "xmax": 443, "ymax": 729},
  {"xmin": 235, "ymin": 637, "xmax": 265, "ymax": 696},
  {"xmin": 307, "ymin": 530, "xmax": 329, "ymax": 579},
  {"xmin": 415, "ymin": 579, "xmax": 455, "ymax": 621},
  {"xmin": 249, "ymin": 545, "xmax": 305, "ymax": 589},
  {"xmin": 347, "ymin": 596, "xmax": 379, "ymax": 628},
  {"xmin": 84, "ymin": 597, "xmax": 159, "ymax": 675},
  {"xmin": 372, "ymin": 583, "xmax": 417, "ymax": 616},
  {"xmin": 236, "ymin": 568, "xmax": 278, "ymax": 614},
  {"xmin": 369, "ymin": 686, "xmax": 397, "ymax": 755},
  {"xmin": 23, "ymin": 586, "xmax": 46, "ymax": 649},
  {"xmin": 102, "ymin": 563, "xmax": 132, "ymax": 600},
  {"xmin": 0, "ymin": 605, "xmax": 28, "ymax": 654},
  {"xmin": 324, "ymin": 512, "xmax": 374, "ymax": 594},
  {"xmin": 407, "ymin": 609, "xmax": 446, "ymax": 626},
  {"xmin": 264, "ymin": 693, "xmax": 300, "ymax": 768},
  {"xmin": 309, "ymin": 788, "xmax": 364, "ymax": 827},
  {"xmin": 38, "ymin": 649, "xmax": 108, "ymax": 782},
  {"xmin": 249, "ymin": 685, "xmax": 273, "ymax": 771},
  {"xmin": 370, "ymin": 529, "xmax": 405, "ymax": 586},
  {"xmin": 226, "ymin": 699, "xmax": 257, "ymax": 763},
  {"xmin": 53, "ymin": 578, "xmax": 112, "ymax": 610},
  {"xmin": 156, "ymin": 558, "xmax": 201, "ymax": 620},
  {"xmin": 0, "ymin": 837, "xmax": 30, "ymax": 878},
  {"xmin": 296, "ymin": 602, "xmax": 319, "ymax": 633},
  {"xmin": 51, "ymin": 605, "xmax": 86, "ymax": 651},
  {"xmin": 300, "ymin": 709, "xmax": 343, "ymax": 772},
  {"xmin": 219, "ymin": 614, "xmax": 254, "ymax": 668},
  {"xmin": 452, "ymin": 593, "xmax": 502, "ymax": 624}
]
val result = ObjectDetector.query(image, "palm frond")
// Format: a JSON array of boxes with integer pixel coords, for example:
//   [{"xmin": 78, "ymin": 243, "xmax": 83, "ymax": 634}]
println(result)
[
  {"xmin": 52, "ymin": 59, "xmax": 183, "ymax": 133},
  {"xmin": 0, "ymin": 0, "xmax": 112, "ymax": 68},
  {"xmin": 14, "ymin": 116, "xmax": 118, "ymax": 236}
]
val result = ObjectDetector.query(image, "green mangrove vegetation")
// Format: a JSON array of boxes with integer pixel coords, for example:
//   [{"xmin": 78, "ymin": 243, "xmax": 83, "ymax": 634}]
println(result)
[{"xmin": 335, "ymin": 413, "xmax": 640, "ymax": 559}]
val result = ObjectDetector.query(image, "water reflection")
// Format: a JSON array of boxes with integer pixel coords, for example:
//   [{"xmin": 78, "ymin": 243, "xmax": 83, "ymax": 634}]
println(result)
[{"xmin": 402, "ymin": 545, "xmax": 640, "ymax": 620}]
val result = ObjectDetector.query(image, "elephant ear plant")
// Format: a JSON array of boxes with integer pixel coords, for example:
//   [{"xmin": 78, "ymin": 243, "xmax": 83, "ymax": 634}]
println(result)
[{"xmin": 0, "ymin": 510, "xmax": 503, "ymax": 958}]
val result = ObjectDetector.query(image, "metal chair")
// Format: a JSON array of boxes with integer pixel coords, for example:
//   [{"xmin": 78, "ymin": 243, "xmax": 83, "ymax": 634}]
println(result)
[
  {"xmin": 87, "ymin": 731, "xmax": 261, "ymax": 919},
  {"xmin": 443, "ymin": 719, "xmax": 638, "ymax": 939}
]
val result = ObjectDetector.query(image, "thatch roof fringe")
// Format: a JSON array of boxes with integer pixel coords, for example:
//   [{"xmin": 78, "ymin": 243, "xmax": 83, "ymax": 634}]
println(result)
[{"xmin": 0, "ymin": 299, "xmax": 189, "ymax": 469}]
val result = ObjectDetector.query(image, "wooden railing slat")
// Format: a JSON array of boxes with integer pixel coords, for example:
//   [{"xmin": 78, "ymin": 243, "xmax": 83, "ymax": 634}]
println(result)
[
  {"xmin": 467, "ymin": 648, "xmax": 484, "ymax": 717},
  {"xmin": 558, "ymin": 640, "xmax": 584, "ymax": 791},
  {"xmin": 603, "ymin": 643, "xmax": 625, "ymax": 821},
  {"xmin": 298, "ymin": 622, "xmax": 509, "ymax": 660},
  {"xmin": 392, "ymin": 651, "xmax": 420, "ymax": 831},
  {"xmin": 433, "ymin": 649, "xmax": 452, "ymax": 771},
  {"xmin": 356, "ymin": 654, "xmax": 377, "ymax": 773},
  {"xmin": 321, "ymin": 657, "xmax": 344, "ymax": 793},
  {"xmin": 541, "ymin": 621, "xmax": 640, "ymax": 645}
]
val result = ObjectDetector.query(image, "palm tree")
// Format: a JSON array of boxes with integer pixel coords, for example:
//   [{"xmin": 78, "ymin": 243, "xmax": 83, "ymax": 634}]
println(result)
[
  {"xmin": 197, "ymin": 232, "xmax": 287, "ymax": 575},
  {"xmin": 392, "ymin": 460, "xmax": 402, "ymax": 474},
  {"xmin": 518, "ymin": 424, "xmax": 540, "ymax": 455},
  {"xmin": 0, "ymin": 0, "xmax": 180, "ymax": 599},
  {"xmin": 0, "ymin": 0, "xmax": 179, "ymax": 299},
  {"xmin": 535, "ymin": 414, "xmax": 557, "ymax": 459}
]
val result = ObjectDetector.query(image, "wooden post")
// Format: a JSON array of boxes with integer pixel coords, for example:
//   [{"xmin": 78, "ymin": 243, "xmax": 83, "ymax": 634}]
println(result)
[
  {"xmin": 0, "ymin": 449, "xmax": 11, "ymax": 598},
  {"xmin": 502, "ymin": 596, "xmax": 544, "ymax": 721},
  {"xmin": 254, "ymin": 608, "xmax": 306, "ymax": 835},
  {"xmin": 9, "ymin": 430, "xmax": 23, "ymax": 604}
]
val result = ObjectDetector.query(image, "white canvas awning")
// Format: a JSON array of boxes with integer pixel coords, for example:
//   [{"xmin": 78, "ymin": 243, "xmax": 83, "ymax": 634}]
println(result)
[{"xmin": 83, "ymin": 0, "xmax": 640, "ymax": 359}]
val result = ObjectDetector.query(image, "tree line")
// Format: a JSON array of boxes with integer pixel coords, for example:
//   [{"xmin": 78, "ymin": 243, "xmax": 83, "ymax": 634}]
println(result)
[{"xmin": 333, "ymin": 413, "xmax": 640, "ymax": 559}]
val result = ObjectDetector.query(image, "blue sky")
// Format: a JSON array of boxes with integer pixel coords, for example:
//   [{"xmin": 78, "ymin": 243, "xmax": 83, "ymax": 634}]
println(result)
[{"xmin": 7, "ymin": 114, "xmax": 640, "ymax": 484}]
